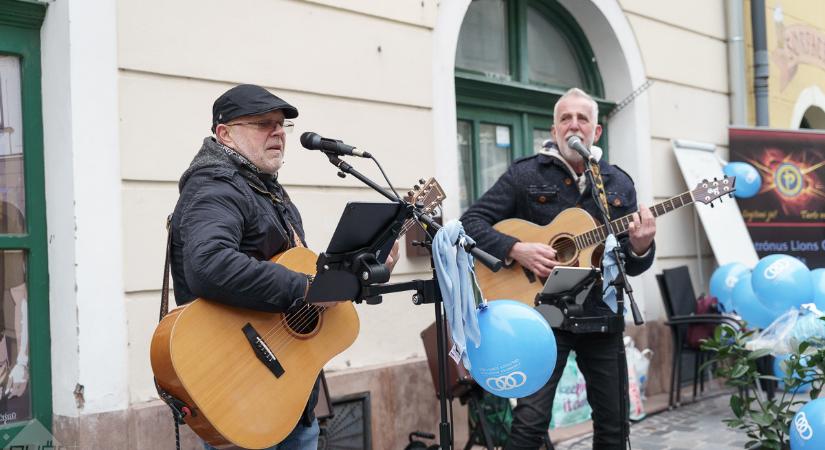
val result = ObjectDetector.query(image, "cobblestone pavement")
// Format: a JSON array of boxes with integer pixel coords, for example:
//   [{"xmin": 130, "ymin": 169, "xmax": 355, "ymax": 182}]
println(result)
[{"xmin": 556, "ymin": 393, "xmax": 750, "ymax": 450}]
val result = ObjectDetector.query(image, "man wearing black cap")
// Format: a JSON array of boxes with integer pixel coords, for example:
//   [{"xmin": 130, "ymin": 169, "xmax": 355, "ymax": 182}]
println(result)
[{"xmin": 169, "ymin": 84, "xmax": 396, "ymax": 449}]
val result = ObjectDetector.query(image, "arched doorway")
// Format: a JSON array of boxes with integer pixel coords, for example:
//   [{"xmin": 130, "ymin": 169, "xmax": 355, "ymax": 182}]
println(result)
[
  {"xmin": 453, "ymin": 0, "xmax": 610, "ymax": 210},
  {"xmin": 430, "ymin": 0, "xmax": 655, "ymax": 313},
  {"xmin": 800, "ymin": 106, "xmax": 825, "ymax": 129}
]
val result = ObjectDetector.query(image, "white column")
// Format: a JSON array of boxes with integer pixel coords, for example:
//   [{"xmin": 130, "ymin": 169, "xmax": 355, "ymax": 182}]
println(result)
[{"xmin": 41, "ymin": 0, "xmax": 128, "ymax": 416}]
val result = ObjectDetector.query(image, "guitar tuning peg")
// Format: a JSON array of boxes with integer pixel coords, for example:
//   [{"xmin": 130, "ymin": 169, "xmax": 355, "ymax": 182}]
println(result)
[
  {"xmin": 419, "ymin": 178, "xmax": 426, "ymax": 184},
  {"xmin": 729, "ymin": 193, "xmax": 734, "ymax": 198},
  {"xmin": 407, "ymin": 190, "xmax": 414, "ymax": 198},
  {"xmin": 710, "ymin": 203, "xmax": 715, "ymax": 208},
  {"xmin": 413, "ymin": 185, "xmax": 420, "ymax": 191}
]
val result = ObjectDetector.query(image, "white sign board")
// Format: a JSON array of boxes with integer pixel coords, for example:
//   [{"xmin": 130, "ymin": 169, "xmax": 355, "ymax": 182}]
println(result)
[{"xmin": 672, "ymin": 140, "xmax": 759, "ymax": 267}]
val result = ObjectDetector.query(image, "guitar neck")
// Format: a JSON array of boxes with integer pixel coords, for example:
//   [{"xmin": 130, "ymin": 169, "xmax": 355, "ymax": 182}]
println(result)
[{"xmin": 575, "ymin": 191, "xmax": 695, "ymax": 249}]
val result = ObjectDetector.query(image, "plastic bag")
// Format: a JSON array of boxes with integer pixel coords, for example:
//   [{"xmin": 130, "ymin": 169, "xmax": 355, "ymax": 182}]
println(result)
[
  {"xmin": 745, "ymin": 307, "xmax": 800, "ymax": 355},
  {"xmin": 789, "ymin": 304, "xmax": 825, "ymax": 350},
  {"xmin": 624, "ymin": 336, "xmax": 651, "ymax": 421},
  {"xmin": 549, "ymin": 352, "xmax": 592, "ymax": 428},
  {"xmin": 624, "ymin": 336, "xmax": 653, "ymax": 399}
]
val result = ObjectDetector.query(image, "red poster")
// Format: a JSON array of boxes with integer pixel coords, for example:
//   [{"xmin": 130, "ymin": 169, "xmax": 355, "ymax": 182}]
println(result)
[{"xmin": 729, "ymin": 127, "xmax": 825, "ymax": 268}]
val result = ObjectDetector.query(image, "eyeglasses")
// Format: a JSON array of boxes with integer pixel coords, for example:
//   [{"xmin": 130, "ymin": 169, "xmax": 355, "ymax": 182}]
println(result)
[{"xmin": 227, "ymin": 119, "xmax": 294, "ymax": 134}]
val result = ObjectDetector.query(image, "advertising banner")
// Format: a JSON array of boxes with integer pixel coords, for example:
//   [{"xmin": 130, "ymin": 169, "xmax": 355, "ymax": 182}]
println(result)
[{"xmin": 729, "ymin": 127, "xmax": 825, "ymax": 268}]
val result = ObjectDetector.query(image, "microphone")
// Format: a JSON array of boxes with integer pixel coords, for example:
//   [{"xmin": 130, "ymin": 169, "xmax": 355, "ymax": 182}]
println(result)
[
  {"xmin": 566, "ymin": 136, "xmax": 597, "ymax": 164},
  {"xmin": 300, "ymin": 132, "xmax": 371, "ymax": 158}
]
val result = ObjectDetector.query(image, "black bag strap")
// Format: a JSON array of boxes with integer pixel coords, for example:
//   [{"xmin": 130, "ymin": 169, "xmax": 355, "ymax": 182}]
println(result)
[
  {"xmin": 160, "ymin": 214, "xmax": 173, "ymax": 321},
  {"xmin": 156, "ymin": 213, "xmax": 187, "ymax": 450}
]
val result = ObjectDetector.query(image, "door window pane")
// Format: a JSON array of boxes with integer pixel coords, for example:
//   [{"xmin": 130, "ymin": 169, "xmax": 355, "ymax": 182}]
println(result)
[
  {"xmin": 0, "ymin": 56, "xmax": 26, "ymax": 233},
  {"xmin": 457, "ymin": 120, "xmax": 474, "ymax": 211},
  {"xmin": 526, "ymin": 6, "xmax": 583, "ymax": 87},
  {"xmin": 478, "ymin": 123, "xmax": 512, "ymax": 194},
  {"xmin": 0, "ymin": 249, "xmax": 30, "ymax": 423},
  {"xmin": 533, "ymin": 128, "xmax": 552, "ymax": 154},
  {"xmin": 456, "ymin": 0, "xmax": 510, "ymax": 77}
]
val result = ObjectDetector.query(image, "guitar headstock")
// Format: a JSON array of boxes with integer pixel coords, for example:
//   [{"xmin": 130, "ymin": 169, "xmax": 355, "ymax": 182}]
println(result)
[
  {"xmin": 691, "ymin": 176, "xmax": 736, "ymax": 207},
  {"xmin": 405, "ymin": 178, "xmax": 446, "ymax": 214}
]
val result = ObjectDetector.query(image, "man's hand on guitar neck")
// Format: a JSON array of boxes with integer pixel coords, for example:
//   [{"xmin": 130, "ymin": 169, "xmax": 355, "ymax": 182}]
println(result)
[
  {"xmin": 508, "ymin": 242, "xmax": 559, "ymax": 278},
  {"xmin": 628, "ymin": 203, "xmax": 656, "ymax": 256}
]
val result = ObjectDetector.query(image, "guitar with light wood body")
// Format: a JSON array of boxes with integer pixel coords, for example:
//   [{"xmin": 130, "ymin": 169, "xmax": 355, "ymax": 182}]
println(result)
[
  {"xmin": 475, "ymin": 177, "xmax": 735, "ymax": 306},
  {"xmin": 150, "ymin": 178, "xmax": 445, "ymax": 449}
]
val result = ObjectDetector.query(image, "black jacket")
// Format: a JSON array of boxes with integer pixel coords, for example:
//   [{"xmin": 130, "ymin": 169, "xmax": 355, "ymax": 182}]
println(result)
[
  {"xmin": 169, "ymin": 137, "xmax": 319, "ymax": 426},
  {"xmin": 461, "ymin": 153, "xmax": 655, "ymax": 316},
  {"xmin": 170, "ymin": 137, "xmax": 308, "ymax": 311}
]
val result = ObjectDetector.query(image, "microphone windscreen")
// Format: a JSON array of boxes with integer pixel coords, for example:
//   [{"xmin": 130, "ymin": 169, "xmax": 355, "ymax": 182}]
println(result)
[{"xmin": 300, "ymin": 132, "xmax": 320, "ymax": 149}]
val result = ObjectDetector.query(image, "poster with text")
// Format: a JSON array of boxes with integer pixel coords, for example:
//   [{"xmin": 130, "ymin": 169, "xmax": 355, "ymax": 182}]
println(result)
[{"xmin": 730, "ymin": 127, "xmax": 825, "ymax": 268}]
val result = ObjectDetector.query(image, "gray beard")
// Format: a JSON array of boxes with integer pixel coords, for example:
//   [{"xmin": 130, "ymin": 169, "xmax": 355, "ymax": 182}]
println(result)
[{"xmin": 559, "ymin": 144, "xmax": 584, "ymax": 164}]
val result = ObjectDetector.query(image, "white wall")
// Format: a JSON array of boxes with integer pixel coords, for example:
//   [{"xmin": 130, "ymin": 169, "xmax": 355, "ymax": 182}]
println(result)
[{"xmin": 41, "ymin": 0, "xmax": 128, "ymax": 415}]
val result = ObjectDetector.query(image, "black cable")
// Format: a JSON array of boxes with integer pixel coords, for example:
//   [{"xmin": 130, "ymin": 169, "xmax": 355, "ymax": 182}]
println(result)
[{"xmin": 369, "ymin": 155, "xmax": 401, "ymax": 201}]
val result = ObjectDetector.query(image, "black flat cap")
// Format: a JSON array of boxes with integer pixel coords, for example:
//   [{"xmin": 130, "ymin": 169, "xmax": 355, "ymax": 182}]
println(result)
[{"xmin": 212, "ymin": 84, "xmax": 299, "ymax": 132}]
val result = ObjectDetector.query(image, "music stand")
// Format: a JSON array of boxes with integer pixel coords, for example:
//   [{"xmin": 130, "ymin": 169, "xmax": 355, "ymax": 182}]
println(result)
[{"xmin": 307, "ymin": 201, "xmax": 410, "ymax": 304}]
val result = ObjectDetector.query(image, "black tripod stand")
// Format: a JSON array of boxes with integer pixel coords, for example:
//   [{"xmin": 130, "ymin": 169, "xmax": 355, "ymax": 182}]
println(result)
[
  {"xmin": 580, "ymin": 159, "xmax": 645, "ymax": 449},
  {"xmin": 308, "ymin": 152, "xmax": 502, "ymax": 450}
]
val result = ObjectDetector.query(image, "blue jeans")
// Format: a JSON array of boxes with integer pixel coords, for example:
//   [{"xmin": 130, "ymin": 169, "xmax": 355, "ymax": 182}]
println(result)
[{"xmin": 203, "ymin": 419, "xmax": 320, "ymax": 450}]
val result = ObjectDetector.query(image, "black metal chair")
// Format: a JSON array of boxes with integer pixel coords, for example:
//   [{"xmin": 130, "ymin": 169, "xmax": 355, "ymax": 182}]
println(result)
[{"xmin": 657, "ymin": 265, "xmax": 740, "ymax": 408}]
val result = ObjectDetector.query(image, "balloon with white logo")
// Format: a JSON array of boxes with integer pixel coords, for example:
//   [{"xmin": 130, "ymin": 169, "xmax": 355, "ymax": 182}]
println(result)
[
  {"xmin": 466, "ymin": 300, "xmax": 556, "ymax": 398},
  {"xmin": 791, "ymin": 398, "xmax": 825, "ymax": 449},
  {"xmin": 812, "ymin": 268, "xmax": 825, "ymax": 312},
  {"xmin": 723, "ymin": 161, "xmax": 762, "ymax": 198},
  {"xmin": 752, "ymin": 254, "xmax": 813, "ymax": 313},
  {"xmin": 709, "ymin": 262, "xmax": 751, "ymax": 313},
  {"xmin": 732, "ymin": 273, "xmax": 775, "ymax": 329}
]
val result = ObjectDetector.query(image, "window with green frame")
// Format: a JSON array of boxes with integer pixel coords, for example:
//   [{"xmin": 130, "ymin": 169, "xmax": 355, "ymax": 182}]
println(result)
[
  {"xmin": 455, "ymin": 0, "xmax": 613, "ymax": 210},
  {"xmin": 0, "ymin": 0, "xmax": 51, "ymax": 441}
]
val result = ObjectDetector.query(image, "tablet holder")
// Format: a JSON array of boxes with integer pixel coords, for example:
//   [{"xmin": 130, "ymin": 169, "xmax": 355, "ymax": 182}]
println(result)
[{"xmin": 535, "ymin": 267, "xmax": 600, "ymax": 329}]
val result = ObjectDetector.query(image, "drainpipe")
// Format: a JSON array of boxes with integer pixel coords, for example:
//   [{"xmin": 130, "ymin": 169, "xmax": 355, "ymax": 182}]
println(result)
[
  {"xmin": 751, "ymin": 0, "xmax": 770, "ymax": 126},
  {"xmin": 726, "ymin": 0, "xmax": 747, "ymax": 125}
]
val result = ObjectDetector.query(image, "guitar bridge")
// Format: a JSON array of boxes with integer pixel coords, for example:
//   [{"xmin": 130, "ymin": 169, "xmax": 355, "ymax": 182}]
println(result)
[{"xmin": 242, "ymin": 323, "xmax": 285, "ymax": 378}]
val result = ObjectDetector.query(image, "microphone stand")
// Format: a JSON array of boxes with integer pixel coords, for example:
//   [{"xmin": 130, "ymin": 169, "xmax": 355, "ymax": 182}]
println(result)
[
  {"xmin": 321, "ymin": 152, "xmax": 502, "ymax": 450},
  {"xmin": 581, "ymin": 158, "xmax": 642, "ymax": 450}
]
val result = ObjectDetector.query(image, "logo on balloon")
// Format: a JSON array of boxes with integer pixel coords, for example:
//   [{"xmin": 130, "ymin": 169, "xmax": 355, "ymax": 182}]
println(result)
[
  {"xmin": 764, "ymin": 258, "xmax": 791, "ymax": 280},
  {"xmin": 795, "ymin": 412, "xmax": 814, "ymax": 440},
  {"xmin": 725, "ymin": 274, "xmax": 739, "ymax": 288},
  {"xmin": 485, "ymin": 371, "xmax": 528, "ymax": 391}
]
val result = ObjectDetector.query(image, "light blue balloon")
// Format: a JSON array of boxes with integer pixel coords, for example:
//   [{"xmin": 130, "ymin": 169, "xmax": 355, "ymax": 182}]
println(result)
[
  {"xmin": 467, "ymin": 300, "xmax": 556, "ymax": 398},
  {"xmin": 732, "ymin": 273, "xmax": 776, "ymax": 329},
  {"xmin": 752, "ymin": 254, "xmax": 813, "ymax": 313},
  {"xmin": 723, "ymin": 162, "xmax": 762, "ymax": 198},
  {"xmin": 812, "ymin": 269, "xmax": 825, "ymax": 312},
  {"xmin": 791, "ymin": 398, "xmax": 825, "ymax": 449},
  {"xmin": 709, "ymin": 263, "xmax": 751, "ymax": 313},
  {"xmin": 774, "ymin": 354, "xmax": 813, "ymax": 393}
]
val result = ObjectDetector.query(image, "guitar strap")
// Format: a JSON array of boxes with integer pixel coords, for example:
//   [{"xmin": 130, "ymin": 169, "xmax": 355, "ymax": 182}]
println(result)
[
  {"xmin": 156, "ymin": 213, "xmax": 187, "ymax": 450},
  {"xmin": 589, "ymin": 160, "xmax": 612, "ymax": 223}
]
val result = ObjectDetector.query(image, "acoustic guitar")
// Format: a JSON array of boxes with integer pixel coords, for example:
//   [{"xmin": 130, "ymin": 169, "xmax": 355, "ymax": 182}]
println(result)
[
  {"xmin": 150, "ymin": 178, "xmax": 445, "ymax": 449},
  {"xmin": 475, "ymin": 177, "xmax": 736, "ymax": 305}
]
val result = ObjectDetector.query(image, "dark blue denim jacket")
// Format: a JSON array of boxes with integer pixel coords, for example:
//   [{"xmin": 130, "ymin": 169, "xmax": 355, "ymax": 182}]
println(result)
[{"xmin": 461, "ymin": 153, "xmax": 655, "ymax": 316}]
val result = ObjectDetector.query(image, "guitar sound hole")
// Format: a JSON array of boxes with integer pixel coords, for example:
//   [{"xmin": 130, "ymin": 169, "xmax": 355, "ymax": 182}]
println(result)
[
  {"xmin": 551, "ymin": 236, "xmax": 577, "ymax": 265},
  {"xmin": 285, "ymin": 306, "xmax": 321, "ymax": 335}
]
